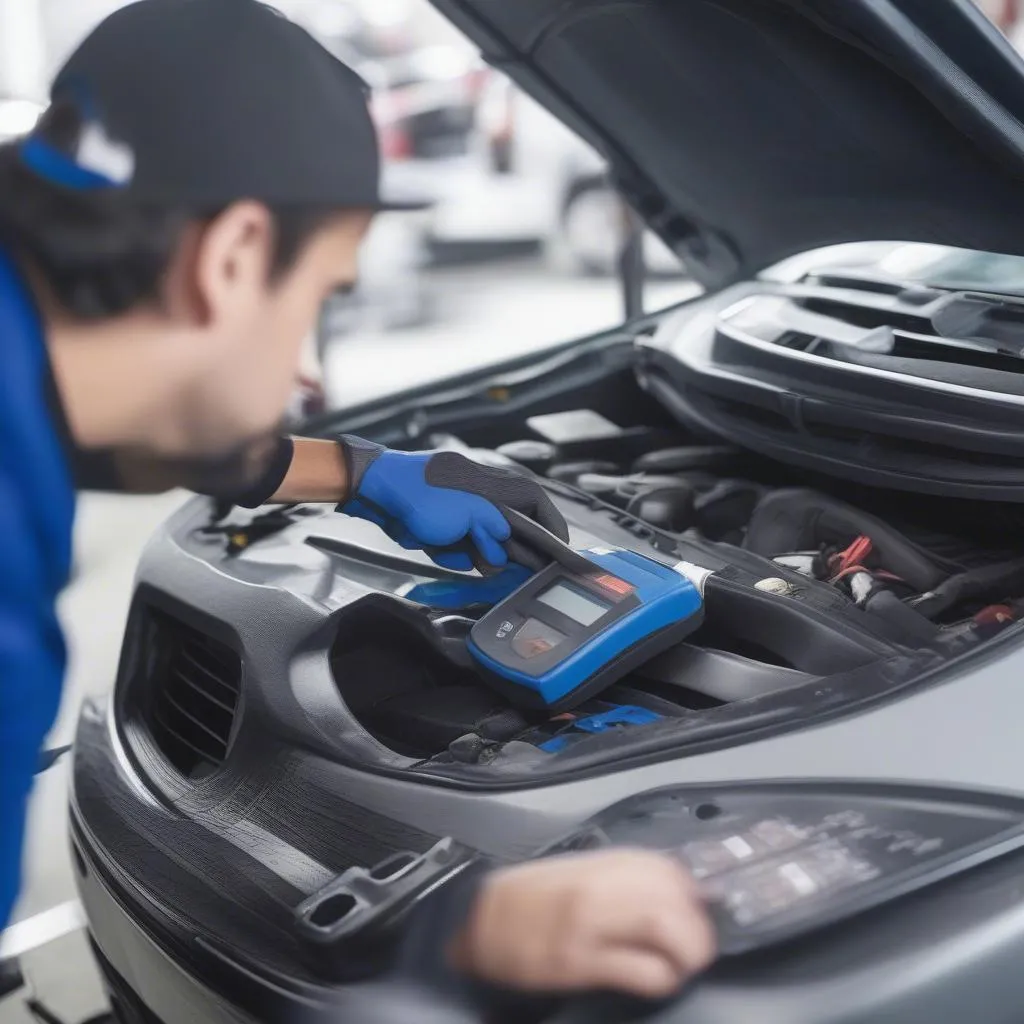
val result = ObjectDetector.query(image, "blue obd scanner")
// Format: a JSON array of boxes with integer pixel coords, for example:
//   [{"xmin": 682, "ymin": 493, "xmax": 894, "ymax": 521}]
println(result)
[{"xmin": 467, "ymin": 511, "xmax": 705, "ymax": 710}]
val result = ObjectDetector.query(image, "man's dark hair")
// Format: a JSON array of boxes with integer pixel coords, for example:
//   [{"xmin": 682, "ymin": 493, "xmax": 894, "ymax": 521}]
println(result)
[{"xmin": 0, "ymin": 102, "xmax": 342, "ymax": 319}]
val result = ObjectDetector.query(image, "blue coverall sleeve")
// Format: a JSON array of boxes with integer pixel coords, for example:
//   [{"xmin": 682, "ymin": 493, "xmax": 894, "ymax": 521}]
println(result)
[{"xmin": 0, "ymin": 467, "xmax": 67, "ymax": 929}]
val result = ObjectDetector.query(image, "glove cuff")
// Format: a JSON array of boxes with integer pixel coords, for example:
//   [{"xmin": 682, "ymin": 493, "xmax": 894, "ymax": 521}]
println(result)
[{"xmin": 338, "ymin": 435, "xmax": 386, "ymax": 500}]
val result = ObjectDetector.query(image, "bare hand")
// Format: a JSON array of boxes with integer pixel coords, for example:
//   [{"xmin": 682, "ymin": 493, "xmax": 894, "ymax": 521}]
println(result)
[{"xmin": 450, "ymin": 850, "xmax": 716, "ymax": 999}]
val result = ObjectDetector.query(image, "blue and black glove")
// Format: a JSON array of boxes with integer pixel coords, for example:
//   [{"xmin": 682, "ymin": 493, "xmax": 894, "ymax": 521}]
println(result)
[{"xmin": 339, "ymin": 436, "xmax": 569, "ymax": 572}]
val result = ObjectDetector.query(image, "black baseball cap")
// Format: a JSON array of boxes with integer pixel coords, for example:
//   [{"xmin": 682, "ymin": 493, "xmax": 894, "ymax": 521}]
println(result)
[{"xmin": 20, "ymin": 0, "xmax": 423, "ymax": 209}]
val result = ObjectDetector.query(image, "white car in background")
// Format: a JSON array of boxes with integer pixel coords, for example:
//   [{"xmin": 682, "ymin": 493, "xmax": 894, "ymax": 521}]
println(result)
[
  {"xmin": 316, "ymin": 206, "xmax": 432, "ymax": 344},
  {"xmin": 408, "ymin": 72, "xmax": 684, "ymax": 277}
]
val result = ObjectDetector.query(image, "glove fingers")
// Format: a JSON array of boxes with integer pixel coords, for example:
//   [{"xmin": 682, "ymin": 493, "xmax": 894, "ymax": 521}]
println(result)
[
  {"xmin": 405, "ymin": 507, "xmax": 471, "ymax": 548},
  {"xmin": 425, "ymin": 453, "xmax": 567, "ymax": 541},
  {"xmin": 505, "ymin": 538, "xmax": 548, "ymax": 574},
  {"xmin": 474, "ymin": 500, "xmax": 511, "ymax": 543},
  {"xmin": 471, "ymin": 521, "xmax": 509, "ymax": 570},
  {"xmin": 352, "ymin": 448, "xmax": 570, "ymax": 566},
  {"xmin": 528, "ymin": 490, "xmax": 571, "ymax": 542},
  {"xmin": 430, "ymin": 550, "xmax": 476, "ymax": 572}
]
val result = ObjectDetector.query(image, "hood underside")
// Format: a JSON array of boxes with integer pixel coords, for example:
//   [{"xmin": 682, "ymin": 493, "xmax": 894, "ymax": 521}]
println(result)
[{"xmin": 426, "ymin": 0, "xmax": 1024, "ymax": 288}]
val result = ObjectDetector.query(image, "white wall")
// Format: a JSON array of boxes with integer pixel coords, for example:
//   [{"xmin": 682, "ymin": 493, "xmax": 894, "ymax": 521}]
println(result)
[
  {"xmin": 40, "ymin": 0, "xmax": 126, "ymax": 73},
  {"xmin": 0, "ymin": 0, "xmax": 47, "ymax": 98},
  {"xmin": 36, "ymin": 0, "xmax": 469, "ymax": 83}
]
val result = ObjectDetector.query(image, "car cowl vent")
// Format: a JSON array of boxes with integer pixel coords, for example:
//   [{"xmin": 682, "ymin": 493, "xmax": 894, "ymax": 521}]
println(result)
[
  {"xmin": 643, "ymin": 273, "xmax": 1024, "ymax": 500},
  {"xmin": 141, "ymin": 611, "xmax": 242, "ymax": 778},
  {"xmin": 719, "ymin": 283, "xmax": 1024, "ymax": 392}
]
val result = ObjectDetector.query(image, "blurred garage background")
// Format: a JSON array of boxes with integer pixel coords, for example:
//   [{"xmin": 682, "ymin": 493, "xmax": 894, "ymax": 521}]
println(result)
[
  {"xmin": 0, "ymin": 0, "xmax": 1020, "ymax": 1020},
  {"xmin": 2, "ymin": 0, "xmax": 698, "ymax": 416}
]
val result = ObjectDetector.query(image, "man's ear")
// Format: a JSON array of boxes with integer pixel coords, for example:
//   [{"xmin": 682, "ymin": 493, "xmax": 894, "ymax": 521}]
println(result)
[{"xmin": 191, "ymin": 202, "xmax": 276, "ymax": 324}]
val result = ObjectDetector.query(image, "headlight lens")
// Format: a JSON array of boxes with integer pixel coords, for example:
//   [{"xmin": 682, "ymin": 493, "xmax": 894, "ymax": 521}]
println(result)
[{"xmin": 545, "ymin": 781, "xmax": 1024, "ymax": 954}]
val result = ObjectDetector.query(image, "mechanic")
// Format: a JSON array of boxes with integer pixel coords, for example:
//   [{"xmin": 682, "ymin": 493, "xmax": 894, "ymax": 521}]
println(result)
[{"xmin": 0, "ymin": 0, "xmax": 715, "ymax": 1006}]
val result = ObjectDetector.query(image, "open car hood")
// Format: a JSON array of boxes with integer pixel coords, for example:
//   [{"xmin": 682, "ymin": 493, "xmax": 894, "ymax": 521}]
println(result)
[{"xmin": 426, "ymin": 0, "xmax": 1024, "ymax": 288}]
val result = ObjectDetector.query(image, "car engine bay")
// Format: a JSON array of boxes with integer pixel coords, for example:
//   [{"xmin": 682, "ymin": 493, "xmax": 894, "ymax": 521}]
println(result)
[
  {"xmin": 150, "ymin": 392, "xmax": 1024, "ymax": 787},
  {"xmin": 79, "ymin": 279, "xmax": 1024, "ymax": 1022},
  {"xmin": 323, "ymin": 425, "xmax": 1024, "ymax": 768}
]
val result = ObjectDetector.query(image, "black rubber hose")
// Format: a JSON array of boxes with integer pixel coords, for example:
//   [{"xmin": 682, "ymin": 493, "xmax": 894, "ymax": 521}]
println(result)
[{"xmin": 862, "ymin": 588, "xmax": 940, "ymax": 644}]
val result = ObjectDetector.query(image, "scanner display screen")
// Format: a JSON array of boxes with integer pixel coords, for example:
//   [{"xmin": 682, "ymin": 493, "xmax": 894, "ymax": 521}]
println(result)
[{"xmin": 537, "ymin": 582, "xmax": 610, "ymax": 626}]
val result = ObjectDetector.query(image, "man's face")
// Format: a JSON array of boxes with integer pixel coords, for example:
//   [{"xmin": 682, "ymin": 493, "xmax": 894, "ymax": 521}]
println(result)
[{"xmin": 162, "ymin": 204, "xmax": 372, "ymax": 459}]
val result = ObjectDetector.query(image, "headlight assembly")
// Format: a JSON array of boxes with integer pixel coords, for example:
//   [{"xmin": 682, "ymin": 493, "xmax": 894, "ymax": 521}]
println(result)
[{"xmin": 544, "ymin": 781, "xmax": 1024, "ymax": 955}]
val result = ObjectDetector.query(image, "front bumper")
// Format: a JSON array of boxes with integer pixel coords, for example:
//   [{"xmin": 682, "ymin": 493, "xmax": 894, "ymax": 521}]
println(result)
[{"xmin": 73, "ymin": 695, "xmax": 1024, "ymax": 1024}]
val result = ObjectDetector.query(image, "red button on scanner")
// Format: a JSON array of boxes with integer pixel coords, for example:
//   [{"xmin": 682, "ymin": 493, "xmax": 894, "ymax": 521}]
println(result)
[{"xmin": 592, "ymin": 574, "xmax": 634, "ymax": 597}]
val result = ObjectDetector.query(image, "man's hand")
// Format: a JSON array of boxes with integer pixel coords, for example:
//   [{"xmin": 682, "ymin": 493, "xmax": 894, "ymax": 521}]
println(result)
[
  {"xmin": 339, "ymin": 437, "xmax": 568, "ymax": 571},
  {"xmin": 450, "ymin": 850, "xmax": 716, "ymax": 999}
]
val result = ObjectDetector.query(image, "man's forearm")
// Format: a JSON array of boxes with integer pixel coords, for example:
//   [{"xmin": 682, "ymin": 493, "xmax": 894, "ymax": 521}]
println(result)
[{"xmin": 269, "ymin": 437, "xmax": 350, "ymax": 504}]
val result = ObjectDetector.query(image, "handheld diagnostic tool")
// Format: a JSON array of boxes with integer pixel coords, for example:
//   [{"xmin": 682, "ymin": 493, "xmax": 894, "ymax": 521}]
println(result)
[{"xmin": 467, "ymin": 511, "xmax": 705, "ymax": 709}]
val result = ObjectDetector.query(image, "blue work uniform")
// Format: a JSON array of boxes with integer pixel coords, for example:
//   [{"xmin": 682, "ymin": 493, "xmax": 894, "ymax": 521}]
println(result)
[
  {"xmin": 0, "ymin": 247, "xmax": 298, "ymax": 932},
  {"xmin": 0, "ymin": 247, "xmax": 75, "ymax": 930}
]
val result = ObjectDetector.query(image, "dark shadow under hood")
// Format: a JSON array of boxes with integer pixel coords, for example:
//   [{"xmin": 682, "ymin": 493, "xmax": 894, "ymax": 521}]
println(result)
[{"xmin": 426, "ymin": 0, "xmax": 1024, "ymax": 288}]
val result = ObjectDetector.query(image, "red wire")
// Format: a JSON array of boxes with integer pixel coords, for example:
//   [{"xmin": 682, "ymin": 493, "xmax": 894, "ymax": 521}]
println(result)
[
  {"xmin": 829, "ymin": 535, "xmax": 873, "ymax": 580},
  {"xmin": 832, "ymin": 565, "xmax": 904, "ymax": 586},
  {"xmin": 828, "ymin": 535, "xmax": 910, "ymax": 590},
  {"xmin": 831, "ymin": 565, "xmax": 869, "ymax": 583}
]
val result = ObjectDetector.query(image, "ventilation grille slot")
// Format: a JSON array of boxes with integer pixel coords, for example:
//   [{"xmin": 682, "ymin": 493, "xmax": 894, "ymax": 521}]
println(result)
[
  {"xmin": 803, "ymin": 273, "xmax": 905, "ymax": 296},
  {"xmin": 799, "ymin": 297, "xmax": 933, "ymax": 335},
  {"xmin": 142, "ymin": 611, "xmax": 242, "ymax": 777},
  {"xmin": 722, "ymin": 287, "xmax": 1024, "ymax": 387}
]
